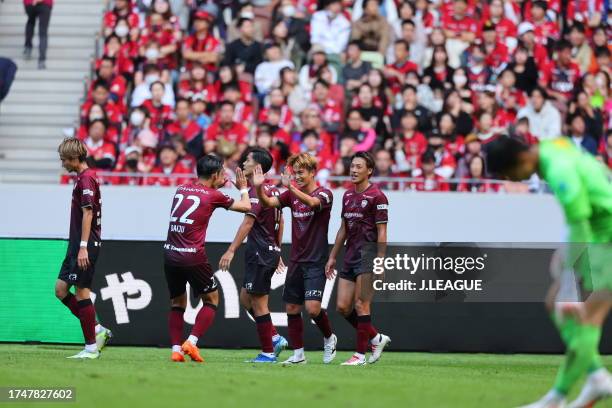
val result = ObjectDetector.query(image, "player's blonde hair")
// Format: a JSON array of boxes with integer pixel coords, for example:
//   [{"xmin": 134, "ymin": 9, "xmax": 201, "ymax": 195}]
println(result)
[
  {"xmin": 287, "ymin": 152, "xmax": 317, "ymax": 172},
  {"xmin": 58, "ymin": 137, "xmax": 88, "ymax": 162}
]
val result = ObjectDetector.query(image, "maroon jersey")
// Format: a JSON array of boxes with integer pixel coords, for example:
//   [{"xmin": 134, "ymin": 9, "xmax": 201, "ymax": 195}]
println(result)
[
  {"xmin": 279, "ymin": 186, "xmax": 333, "ymax": 264},
  {"xmin": 69, "ymin": 168, "xmax": 102, "ymax": 252},
  {"xmin": 245, "ymin": 184, "xmax": 282, "ymax": 267},
  {"xmin": 341, "ymin": 184, "xmax": 388, "ymax": 269},
  {"xmin": 164, "ymin": 183, "xmax": 234, "ymax": 266}
]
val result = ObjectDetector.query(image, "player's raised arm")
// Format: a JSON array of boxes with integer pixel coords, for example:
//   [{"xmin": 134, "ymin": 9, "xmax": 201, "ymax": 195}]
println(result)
[
  {"xmin": 282, "ymin": 168, "xmax": 322, "ymax": 209},
  {"xmin": 219, "ymin": 215, "xmax": 255, "ymax": 272},
  {"xmin": 326, "ymin": 219, "xmax": 347, "ymax": 279},
  {"xmin": 253, "ymin": 165, "xmax": 281, "ymax": 208},
  {"xmin": 229, "ymin": 168, "xmax": 251, "ymax": 213}
]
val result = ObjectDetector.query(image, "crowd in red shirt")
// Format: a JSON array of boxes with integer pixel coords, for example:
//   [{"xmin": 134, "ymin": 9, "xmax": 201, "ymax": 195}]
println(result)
[{"xmin": 65, "ymin": 0, "xmax": 611, "ymax": 192}]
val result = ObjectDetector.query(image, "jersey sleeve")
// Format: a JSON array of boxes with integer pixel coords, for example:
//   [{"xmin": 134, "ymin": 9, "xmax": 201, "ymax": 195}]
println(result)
[
  {"xmin": 316, "ymin": 188, "xmax": 333, "ymax": 211},
  {"xmin": 546, "ymin": 161, "xmax": 591, "ymax": 224},
  {"xmin": 79, "ymin": 176, "xmax": 97, "ymax": 208},
  {"xmin": 278, "ymin": 189, "xmax": 292, "ymax": 209},
  {"xmin": 213, "ymin": 190, "xmax": 235, "ymax": 210},
  {"xmin": 373, "ymin": 191, "xmax": 389, "ymax": 224}
]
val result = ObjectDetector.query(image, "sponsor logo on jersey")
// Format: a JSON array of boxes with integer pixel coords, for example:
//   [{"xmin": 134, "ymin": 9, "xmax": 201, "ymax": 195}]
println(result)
[
  {"xmin": 377, "ymin": 204, "xmax": 388, "ymax": 210},
  {"xmin": 361, "ymin": 199, "xmax": 368, "ymax": 208},
  {"xmin": 83, "ymin": 189, "xmax": 94, "ymax": 196}
]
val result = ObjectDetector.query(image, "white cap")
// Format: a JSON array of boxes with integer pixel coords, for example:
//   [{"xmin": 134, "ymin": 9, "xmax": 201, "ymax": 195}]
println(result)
[
  {"xmin": 125, "ymin": 145, "xmax": 142, "ymax": 156},
  {"xmin": 518, "ymin": 22, "xmax": 534, "ymax": 36}
]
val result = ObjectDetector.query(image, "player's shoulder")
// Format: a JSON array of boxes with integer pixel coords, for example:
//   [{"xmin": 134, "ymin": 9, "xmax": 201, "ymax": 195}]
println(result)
[{"xmin": 315, "ymin": 186, "xmax": 333, "ymax": 202}]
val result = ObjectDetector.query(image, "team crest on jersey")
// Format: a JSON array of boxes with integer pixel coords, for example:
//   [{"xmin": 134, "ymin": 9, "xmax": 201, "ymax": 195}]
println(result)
[{"xmin": 361, "ymin": 199, "xmax": 368, "ymax": 208}]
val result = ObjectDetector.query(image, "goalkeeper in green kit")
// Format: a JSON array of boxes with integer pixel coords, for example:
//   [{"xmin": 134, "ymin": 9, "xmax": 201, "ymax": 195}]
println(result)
[{"xmin": 487, "ymin": 135, "xmax": 612, "ymax": 408}]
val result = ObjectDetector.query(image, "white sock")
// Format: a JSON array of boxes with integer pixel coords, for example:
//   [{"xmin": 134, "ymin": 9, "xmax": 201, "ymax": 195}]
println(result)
[
  {"xmin": 293, "ymin": 347, "xmax": 305, "ymax": 360},
  {"xmin": 262, "ymin": 352, "xmax": 275, "ymax": 358},
  {"xmin": 272, "ymin": 334, "xmax": 281, "ymax": 342},
  {"xmin": 324, "ymin": 334, "xmax": 334, "ymax": 343},
  {"xmin": 85, "ymin": 343, "xmax": 98, "ymax": 353},
  {"xmin": 187, "ymin": 335, "xmax": 198, "ymax": 346},
  {"xmin": 354, "ymin": 352, "xmax": 365, "ymax": 360},
  {"xmin": 371, "ymin": 334, "xmax": 381, "ymax": 345},
  {"xmin": 172, "ymin": 345, "xmax": 182, "ymax": 353},
  {"xmin": 95, "ymin": 324, "xmax": 103, "ymax": 334}
]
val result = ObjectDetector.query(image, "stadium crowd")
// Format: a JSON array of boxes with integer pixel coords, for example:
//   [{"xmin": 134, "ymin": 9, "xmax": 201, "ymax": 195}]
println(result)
[{"xmin": 66, "ymin": 0, "xmax": 612, "ymax": 191}]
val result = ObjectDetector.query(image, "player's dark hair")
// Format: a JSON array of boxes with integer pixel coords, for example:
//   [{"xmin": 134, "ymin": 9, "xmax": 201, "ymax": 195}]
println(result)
[
  {"xmin": 249, "ymin": 147, "xmax": 274, "ymax": 173},
  {"xmin": 351, "ymin": 151, "xmax": 375, "ymax": 174},
  {"xmin": 485, "ymin": 136, "xmax": 530, "ymax": 176},
  {"xmin": 197, "ymin": 154, "xmax": 224, "ymax": 179}
]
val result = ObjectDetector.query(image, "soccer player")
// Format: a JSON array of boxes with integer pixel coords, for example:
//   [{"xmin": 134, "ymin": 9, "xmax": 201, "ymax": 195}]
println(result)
[
  {"xmin": 253, "ymin": 153, "xmax": 338, "ymax": 365},
  {"xmin": 55, "ymin": 138, "xmax": 112, "ymax": 359},
  {"xmin": 219, "ymin": 148, "xmax": 289, "ymax": 363},
  {"xmin": 326, "ymin": 152, "xmax": 391, "ymax": 365},
  {"xmin": 487, "ymin": 136, "xmax": 612, "ymax": 408},
  {"xmin": 165, "ymin": 154, "xmax": 251, "ymax": 363}
]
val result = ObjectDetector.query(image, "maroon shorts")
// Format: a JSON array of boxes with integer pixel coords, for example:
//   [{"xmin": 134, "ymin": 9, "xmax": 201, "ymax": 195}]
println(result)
[{"xmin": 164, "ymin": 262, "xmax": 217, "ymax": 299}]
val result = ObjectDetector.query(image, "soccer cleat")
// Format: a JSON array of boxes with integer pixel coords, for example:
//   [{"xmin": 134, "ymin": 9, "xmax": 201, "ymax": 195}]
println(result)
[
  {"xmin": 171, "ymin": 351, "xmax": 185, "ymax": 362},
  {"xmin": 568, "ymin": 368, "xmax": 612, "ymax": 408},
  {"xmin": 272, "ymin": 335, "xmax": 288, "ymax": 357},
  {"xmin": 517, "ymin": 390, "xmax": 567, "ymax": 408},
  {"xmin": 96, "ymin": 327, "xmax": 113, "ymax": 351},
  {"xmin": 368, "ymin": 334, "xmax": 391, "ymax": 364},
  {"xmin": 181, "ymin": 340, "xmax": 204, "ymax": 363},
  {"xmin": 341, "ymin": 354, "xmax": 367, "ymax": 366},
  {"xmin": 66, "ymin": 349, "xmax": 100, "ymax": 359},
  {"xmin": 247, "ymin": 353, "xmax": 277, "ymax": 363},
  {"xmin": 281, "ymin": 355, "xmax": 307, "ymax": 365},
  {"xmin": 323, "ymin": 333, "xmax": 337, "ymax": 364}
]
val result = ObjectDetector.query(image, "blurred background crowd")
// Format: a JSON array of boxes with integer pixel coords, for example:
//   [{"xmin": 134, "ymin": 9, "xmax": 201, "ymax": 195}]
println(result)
[{"xmin": 69, "ymin": 0, "xmax": 612, "ymax": 191}]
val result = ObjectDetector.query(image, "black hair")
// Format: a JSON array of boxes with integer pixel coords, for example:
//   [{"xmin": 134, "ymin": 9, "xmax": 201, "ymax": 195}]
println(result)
[
  {"xmin": 237, "ymin": 17, "xmax": 252, "ymax": 28},
  {"xmin": 420, "ymin": 150, "xmax": 436, "ymax": 164},
  {"xmin": 218, "ymin": 100, "xmax": 235, "ymax": 109},
  {"xmin": 595, "ymin": 46, "xmax": 611, "ymax": 58},
  {"xmin": 532, "ymin": 0, "xmax": 547, "ymax": 10},
  {"xmin": 149, "ymin": 80, "xmax": 165, "ymax": 92},
  {"xmin": 347, "ymin": 39, "xmax": 363, "ymax": 49},
  {"xmin": 92, "ymin": 79, "xmax": 110, "ymax": 91},
  {"xmin": 249, "ymin": 147, "xmax": 274, "ymax": 173},
  {"xmin": 143, "ymin": 64, "xmax": 161, "ymax": 76},
  {"xmin": 175, "ymin": 97, "xmax": 191, "ymax": 107},
  {"xmin": 351, "ymin": 151, "xmax": 375, "ymax": 171},
  {"xmin": 197, "ymin": 154, "xmax": 224, "ymax": 179},
  {"xmin": 301, "ymin": 129, "xmax": 319, "ymax": 140},
  {"xmin": 555, "ymin": 39, "xmax": 572, "ymax": 52},
  {"xmin": 89, "ymin": 118, "xmax": 107, "ymax": 130},
  {"xmin": 314, "ymin": 78, "xmax": 330, "ymax": 89},
  {"xmin": 570, "ymin": 21, "xmax": 585, "ymax": 33},
  {"xmin": 394, "ymin": 39, "xmax": 410, "ymax": 51},
  {"xmin": 401, "ymin": 19, "xmax": 415, "ymax": 28},
  {"xmin": 530, "ymin": 86, "xmax": 548, "ymax": 99},
  {"xmin": 485, "ymin": 136, "xmax": 530, "ymax": 176}
]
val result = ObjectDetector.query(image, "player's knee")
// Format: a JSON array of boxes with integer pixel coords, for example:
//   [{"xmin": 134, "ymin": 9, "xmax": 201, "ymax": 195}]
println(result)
[
  {"xmin": 239, "ymin": 289, "xmax": 251, "ymax": 310},
  {"xmin": 305, "ymin": 304, "xmax": 321, "ymax": 318},
  {"xmin": 171, "ymin": 294, "xmax": 187, "ymax": 309},
  {"xmin": 354, "ymin": 299, "xmax": 370, "ymax": 315},
  {"xmin": 336, "ymin": 303, "xmax": 352, "ymax": 317},
  {"xmin": 285, "ymin": 304, "xmax": 301, "ymax": 315},
  {"xmin": 202, "ymin": 290, "xmax": 219, "ymax": 306},
  {"xmin": 54, "ymin": 286, "xmax": 67, "ymax": 300}
]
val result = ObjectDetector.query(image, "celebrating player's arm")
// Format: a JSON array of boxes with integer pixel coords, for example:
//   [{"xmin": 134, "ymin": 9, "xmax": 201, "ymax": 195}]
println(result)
[
  {"xmin": 228, "ymin": 168, "xmax": 251, "ymax": 213},
  {"xmin": 326, "ymin": 220, "xmax": 347, "ymax": 279}
]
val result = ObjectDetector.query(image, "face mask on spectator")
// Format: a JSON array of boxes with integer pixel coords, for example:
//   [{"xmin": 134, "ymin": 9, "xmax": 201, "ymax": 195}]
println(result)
[
  {"xmin": 145, "ymin": 73, "xmax": 160, "ymax": 85},
  {"xmin": 240, "ymin": 11, "xmax": 255, "ymax": 19},
  {"xmin": 453, "ymin": 75, "xmax": 467, "ymax": 86},
  {"xmin": 130, "ymin": 111, "xmax": 145, "ymax": 126},
  {"xmin": 126, "ymin": 158, "xmax": 139, "ymax": 169},
  {"xmin": 115, "ymin": 24, "xmax": 129, "ymax": 38},
  {"xmin": 282, "ymin": 5, "xmax": 296, "ymax": 17},
  {"xmin": 145, "ymin": 48, "xmax": 160, "ymax": 60},
  {"xmin": 89, "ymin": 113, "xmax": 104, "ymax": 121}
]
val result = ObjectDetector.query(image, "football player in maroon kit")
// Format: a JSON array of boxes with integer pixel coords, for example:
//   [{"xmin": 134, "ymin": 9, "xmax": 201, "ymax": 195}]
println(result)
[
  {"xmin": 326, "ymin": 152, "xmax": 391, "ymax": 365},
  {"xmin": 55, "ymin": 138, "xmax": 112, "ymax": 359},
  {"xmin": 253, "ymin": 153, "xmax": 338, "ymax": 365},
  {"xmin": 164, "ymin": 154, "xmax": 251, "ymax": 363},
  {"xmin": 219, "ymin": 148, "xmax": 289, "ymax": 363}
]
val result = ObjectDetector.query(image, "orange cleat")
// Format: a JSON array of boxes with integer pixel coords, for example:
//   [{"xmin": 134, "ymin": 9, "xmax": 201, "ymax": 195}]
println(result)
[
  {"xmin": 171, "ymin": 351, "xmax": 185, "ymax": 362},
  {"xmin": 181, "ymin": 340, "xmax": 204, "ymax": 363}
]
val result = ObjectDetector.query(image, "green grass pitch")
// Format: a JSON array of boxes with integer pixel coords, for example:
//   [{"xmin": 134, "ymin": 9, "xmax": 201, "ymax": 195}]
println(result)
[{"xmin": 1, "ymin": 344, "xmax": 612, "ymax": 408}]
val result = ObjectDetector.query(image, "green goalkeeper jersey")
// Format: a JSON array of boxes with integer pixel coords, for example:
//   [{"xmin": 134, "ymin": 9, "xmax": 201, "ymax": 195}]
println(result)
[{"xmin": 538, "ymin": 138, "xmax": 612, "ymax": 244}]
